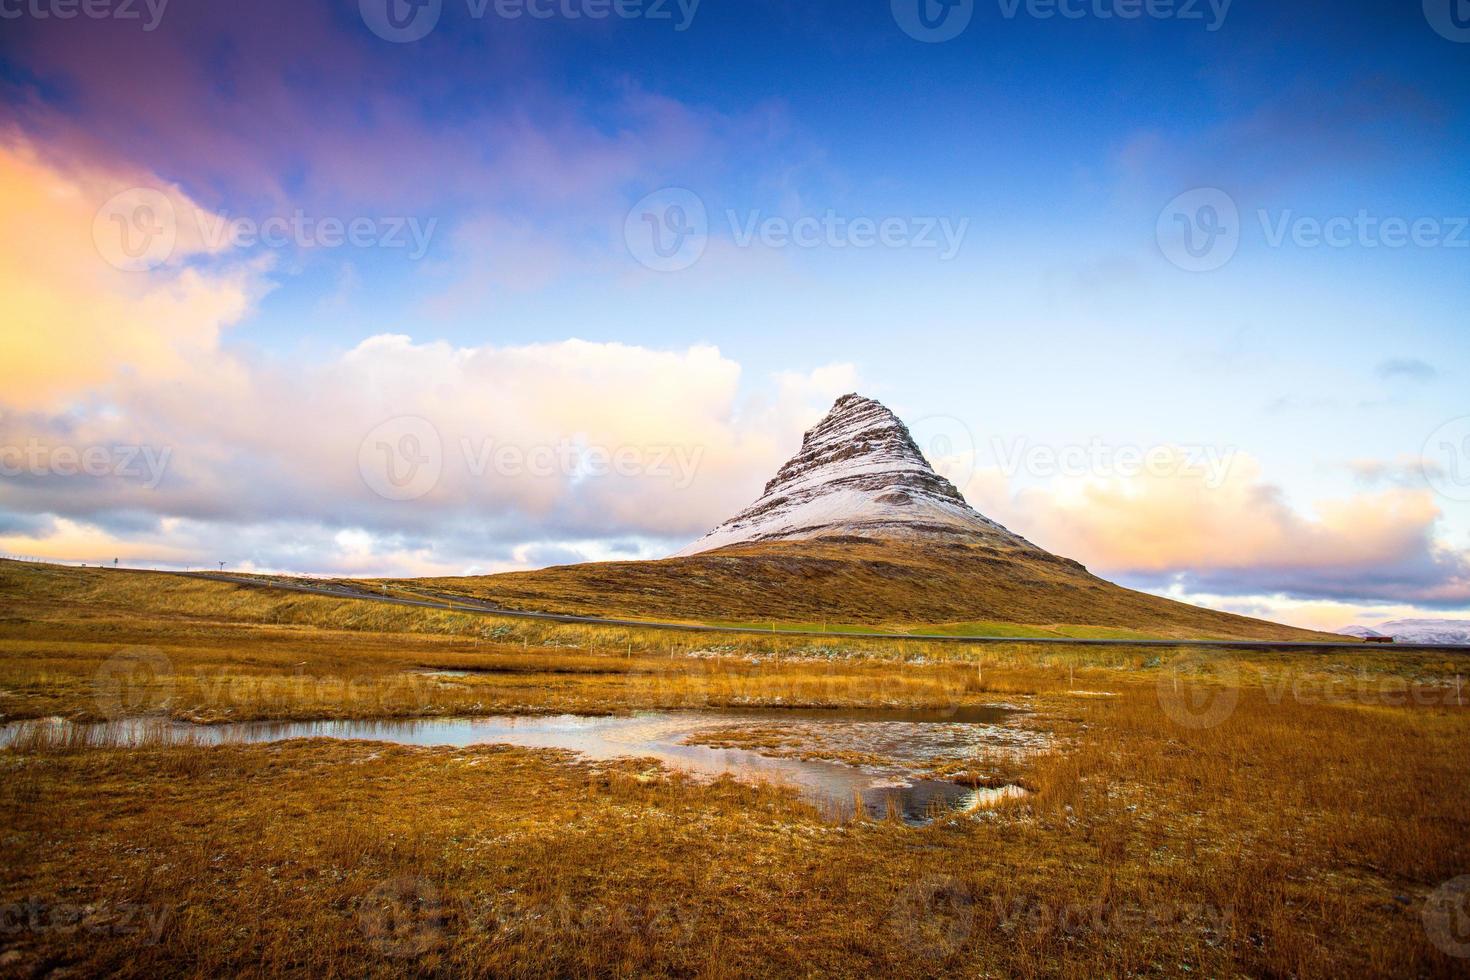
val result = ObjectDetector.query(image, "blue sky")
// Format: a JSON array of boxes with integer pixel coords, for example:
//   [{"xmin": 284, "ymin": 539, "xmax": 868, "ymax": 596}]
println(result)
[{"xmin": 1, "ymin": 0, "xmax": 1468, "ymax": 629}]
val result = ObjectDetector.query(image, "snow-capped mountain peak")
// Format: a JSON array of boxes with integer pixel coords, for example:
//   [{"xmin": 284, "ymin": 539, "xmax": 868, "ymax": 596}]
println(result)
[{"xmin": 674, "ymin": 393, "xmax": 1028, "ymax": 556}]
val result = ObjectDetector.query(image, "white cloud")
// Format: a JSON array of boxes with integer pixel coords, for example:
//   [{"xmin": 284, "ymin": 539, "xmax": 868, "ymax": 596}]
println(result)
[
  {"xmin": 0, "ymin": 144, "xmax": 864, "ymax": 575},
  {"xmin": 0, "ymin": 145, "xmax": 863, "ymax": 574}
]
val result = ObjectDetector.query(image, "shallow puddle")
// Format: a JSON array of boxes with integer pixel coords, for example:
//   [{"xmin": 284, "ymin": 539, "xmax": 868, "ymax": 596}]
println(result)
[{"xmin": 0, "ymin": 706, "xmax": 1033, "ymax": 823}]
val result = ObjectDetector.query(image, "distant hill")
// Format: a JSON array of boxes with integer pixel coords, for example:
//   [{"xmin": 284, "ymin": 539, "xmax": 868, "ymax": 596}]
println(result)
[
  {"xmin": 407, "ymin": 394, "xmax": 1336, "ymax": 642},
  {"xmin": 1339, "ymin": 619, "xmax": 1470, "ymax": 645}
]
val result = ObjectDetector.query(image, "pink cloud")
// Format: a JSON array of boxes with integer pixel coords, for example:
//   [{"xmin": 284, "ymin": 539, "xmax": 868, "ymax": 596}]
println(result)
[{"xmin": 2, "ymin": 3, "xmax": 717, "ymax": 215}]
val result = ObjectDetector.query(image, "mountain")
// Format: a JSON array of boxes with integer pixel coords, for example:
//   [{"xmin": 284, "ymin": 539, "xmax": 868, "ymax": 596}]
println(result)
[
  {"xmin": 1341, "ymin": 619, "xmax": 1470, "ymax": 644},
  {"xmin": 674, "ymin": 394, "xmax": 1025, "ymax": 556},
  {"xmin": 408, "ymin": 394, "xmax": 1335, "ymax": 641}
]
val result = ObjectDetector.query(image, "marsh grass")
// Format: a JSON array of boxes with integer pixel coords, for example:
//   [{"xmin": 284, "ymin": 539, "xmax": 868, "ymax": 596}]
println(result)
[
  {"xmin": 3, "ymin": 685, "xmax": 1466, "ymax": 977},
  {"xmin": 1, "ymin": 560, "xmax": 1467, "ymax": 976},
  {"xmin": 4, "ymin": 560, "xmax": 1456, "ymax": 727}
]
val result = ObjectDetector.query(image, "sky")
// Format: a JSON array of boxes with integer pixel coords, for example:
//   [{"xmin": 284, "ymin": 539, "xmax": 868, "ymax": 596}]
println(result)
[{"xmin": 1, "ymin": 0, "xmax": 1468, "ymax": 631}]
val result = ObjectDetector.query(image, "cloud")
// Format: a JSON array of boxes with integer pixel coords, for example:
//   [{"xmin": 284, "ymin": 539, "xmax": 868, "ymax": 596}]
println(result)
[
  {"xmin": 1376, "ymin": 358, "xmax": 1438, "ymax": 382},
  {"xmin": 0, "ymin": 138, "xmax": 861, "ymax": 574},
  {"xmin": 1153, "ymin": 590, "xmax": 1467, "ymax": 635},
  {"xmin": 963, "ymin": 451, "xmax": 1470, "ymax": 608},
  {"xmin": 422, "ymin": 214, "xmax": 589, "ymax": 317},
  {"xmin": 4, "ymin": 146, "xmax": 1463, "ymax": 598},
  {"xmin": 1109, "ymin": 76, "xmax": 1445, "ymax": 203},
  {"xmin": 0, "ymin": 516, "xmax": 199, "ymax": 568},
  {"xmin": 0, "ymin": 4, "xmax": 718, "ymax": 216},
  {"xmin": 0, "ymin": 140, "xmax": 261, "ymax": 412},
  {"xmin": 1345, "ymin": 455, "xmax": 1439, "ymax": 489},
  {"xmin": 2, "ymin": 329, "xmax": 856, "ymax": 560}
]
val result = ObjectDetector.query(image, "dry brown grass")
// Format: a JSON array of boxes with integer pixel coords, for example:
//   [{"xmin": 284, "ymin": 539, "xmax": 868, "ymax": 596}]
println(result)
[
  {"xmin": 403, "ymin": 537, "xmax": 1338, "ymax": 641},
  {"xmin": 3, "ymin": 686, "xmax": 1466, "ymax": 977},
  {"xmin": 0, "ymin": 559, "xmax": 1180, "ymax": 723},
  {"xmin": 1, "ymin": 560, "xmax": 1468, "ymax": 977}
]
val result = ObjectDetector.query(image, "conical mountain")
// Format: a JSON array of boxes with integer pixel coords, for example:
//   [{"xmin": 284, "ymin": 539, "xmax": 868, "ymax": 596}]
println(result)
[
  {"xmin": 417, "ymin": 394, "xmax": 1333, "ymax": 642},
  {"xmin": 676, "ymin": 394, "xmax": 1022, "ymax": 555}
]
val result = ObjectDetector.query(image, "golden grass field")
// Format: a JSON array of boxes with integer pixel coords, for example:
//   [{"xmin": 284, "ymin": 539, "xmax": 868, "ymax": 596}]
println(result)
[
  {"xmin": 2, "ymin": 559, "xmax": 1469, "ymax": 977},
  {"xmin": 401, "ymin": 538, "xmax": 1341, "ymax": 642}
]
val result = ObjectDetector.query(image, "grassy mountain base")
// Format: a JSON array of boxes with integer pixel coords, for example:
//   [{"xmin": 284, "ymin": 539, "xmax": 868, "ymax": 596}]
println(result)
[{"xmin": 405, "ymin": 538, "xmax": 1335, "ymax": 642}]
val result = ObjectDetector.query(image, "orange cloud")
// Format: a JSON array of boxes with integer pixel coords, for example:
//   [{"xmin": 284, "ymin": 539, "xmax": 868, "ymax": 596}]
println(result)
[
  {"xmin": 0, "ymin": 517, "xmax": 196, "ymax": 566},
  {"xmin": 1164, "ymin": 591, "xmax": 1451, "ymax": 634},
  {"xmin": 0, "ymin": 140, "xmax": 257, "ymax": 412},
  {"xmin": 1, "ymin": 141, "xmax": 863, "ymax": 553},
  {"xmin": 965, "ymin": 451, "xmax": 1446, "ymax": 576}
]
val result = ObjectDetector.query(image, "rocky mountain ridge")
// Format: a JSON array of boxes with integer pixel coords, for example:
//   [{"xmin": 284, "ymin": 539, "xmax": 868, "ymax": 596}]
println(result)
[{"xmin": 675, "ymin": 394, "xmax": 1028, "ymax": 556}]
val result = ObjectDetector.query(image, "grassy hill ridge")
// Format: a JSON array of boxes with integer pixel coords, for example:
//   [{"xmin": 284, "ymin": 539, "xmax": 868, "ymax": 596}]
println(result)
[{"xmin": 404, "ymin": 538, "xmax": 1335, "ymax": 643}]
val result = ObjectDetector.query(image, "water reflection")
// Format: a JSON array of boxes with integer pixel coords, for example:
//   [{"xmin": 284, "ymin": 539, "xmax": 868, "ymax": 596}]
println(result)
[{"xmin": 0, "ymin": 707, "xmax": 1031, "ymax": 823}]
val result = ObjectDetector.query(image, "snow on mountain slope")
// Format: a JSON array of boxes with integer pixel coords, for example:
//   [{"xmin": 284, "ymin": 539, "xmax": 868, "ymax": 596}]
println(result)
[
  {"xmin": 1355, "ymin": 619, "xmax": 1470, "ymax": 644},
  {"xmin": 674, "ymin": 393, "xmax": 1031, "ymax": 557},
  {"xmin": 1337, "ymin": 625, "xmax": 1387, "ymax": 639}
]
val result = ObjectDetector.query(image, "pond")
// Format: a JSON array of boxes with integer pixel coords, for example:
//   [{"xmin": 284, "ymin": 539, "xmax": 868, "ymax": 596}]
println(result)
[{"xmin": 1, "ymin": 705, "xmax": 1035, "ymax": 823}]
